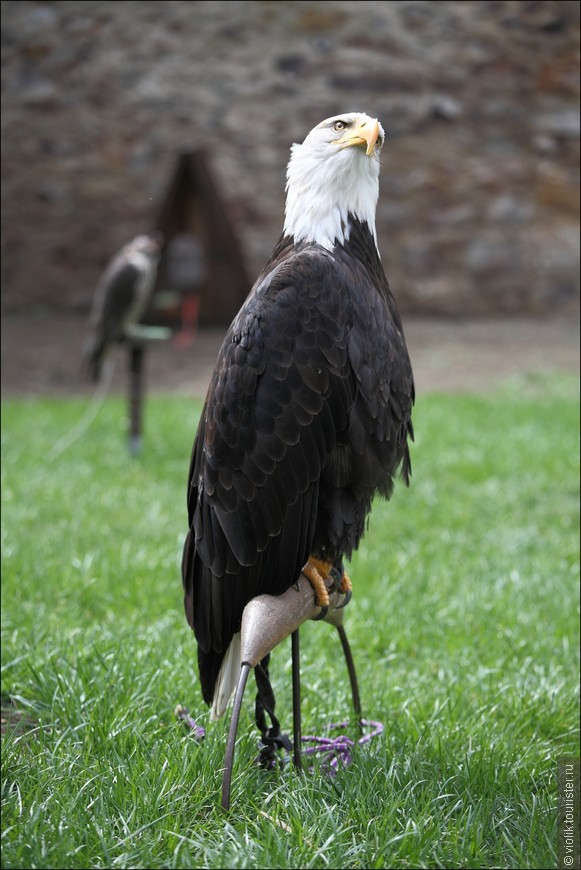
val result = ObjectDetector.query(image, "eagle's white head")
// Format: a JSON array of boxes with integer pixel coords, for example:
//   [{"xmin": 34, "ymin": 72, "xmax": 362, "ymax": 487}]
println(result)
[{"xmin": 283, "ymin": 112, "xmax": 385, "ymax": 252}]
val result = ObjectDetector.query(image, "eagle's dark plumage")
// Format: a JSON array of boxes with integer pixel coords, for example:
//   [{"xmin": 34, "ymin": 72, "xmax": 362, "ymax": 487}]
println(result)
[{"xmin": 182, "ymin": 113, "xmax": 414, "ymax": 719}]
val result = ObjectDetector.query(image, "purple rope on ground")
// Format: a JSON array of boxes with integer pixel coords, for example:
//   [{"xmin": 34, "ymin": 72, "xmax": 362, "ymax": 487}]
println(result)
[
  {"xmin": 301, "ymin": 719, "xmax": 384, "ymax": 776},
  {"xmin": 175, "ymin": 704, "xmax": 206, "ymax": 741},
  {"xmin": 175, "ymin": 703, "xmax": 383, "ymax": 778}
]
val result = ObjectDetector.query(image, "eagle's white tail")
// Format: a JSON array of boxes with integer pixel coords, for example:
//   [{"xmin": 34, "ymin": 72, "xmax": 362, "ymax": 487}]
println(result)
[{"xmin": 211, "ymin": 632, "xmax": 242, "ymax": 721}]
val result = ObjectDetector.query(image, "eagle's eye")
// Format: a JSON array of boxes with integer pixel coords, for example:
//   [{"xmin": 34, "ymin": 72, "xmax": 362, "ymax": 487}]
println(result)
[{"xmin": 333, "ymin": 120, "xmax": 347, "ymax": 132}]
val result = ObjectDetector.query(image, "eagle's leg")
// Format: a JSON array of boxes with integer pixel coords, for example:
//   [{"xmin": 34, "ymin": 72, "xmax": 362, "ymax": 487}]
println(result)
[{"xmin": 302, "ymin": 556, "xmax": 332, "ymax": 608}]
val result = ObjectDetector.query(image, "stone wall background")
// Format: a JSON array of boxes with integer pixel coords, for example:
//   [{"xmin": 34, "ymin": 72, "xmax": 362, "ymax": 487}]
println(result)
[{"xmin": 1, "ymin": 0, "xmax": 579, "ymax": 318}]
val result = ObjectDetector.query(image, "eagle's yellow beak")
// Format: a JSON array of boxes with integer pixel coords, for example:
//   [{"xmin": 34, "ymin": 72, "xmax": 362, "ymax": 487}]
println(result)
[{"xmin": 335, "ymin": 117, "xmax": 381, "ymax": 156}]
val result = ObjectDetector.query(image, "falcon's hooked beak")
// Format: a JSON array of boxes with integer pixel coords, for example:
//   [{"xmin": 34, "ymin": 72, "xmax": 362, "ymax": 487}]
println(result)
[{"xmin": 335, "ymin": 116, "xmax": 382, "ymax": 156}]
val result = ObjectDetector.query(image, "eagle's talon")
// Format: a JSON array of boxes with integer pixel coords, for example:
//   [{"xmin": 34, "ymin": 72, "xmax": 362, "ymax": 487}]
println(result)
[
  {"xmin": 339, "ymin": 573, "xmax": 352, "ymax": 595},
  {"xmin": 328, "ymin": 565, "xmax": 343, "ymax": 593},
  {"xmin": 312, "ymin": 605, "xmax": 329, "ymax": 621},
  {"xmin": 335, "ymin": 588, "xmax": 352, "ymax": 609}
]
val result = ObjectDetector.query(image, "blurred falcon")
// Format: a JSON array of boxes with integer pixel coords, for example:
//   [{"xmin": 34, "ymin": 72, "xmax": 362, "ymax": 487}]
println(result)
[
  {"xmin": 182, "ymin": 112, "xmax": 415, "ymax": 719},
  {"xmin": 82, "ymin": 233, "xmax": 163, "ymax": 380}
]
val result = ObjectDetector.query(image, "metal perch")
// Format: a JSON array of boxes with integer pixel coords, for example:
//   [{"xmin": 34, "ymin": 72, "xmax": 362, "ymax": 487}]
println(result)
[
  {"xmin": 221, "ymin": 571, "xmax": 361, "ymax": 811},
  {"xmin": 125, "ymin": 325, "xmax": 172, "ymax": 456}
]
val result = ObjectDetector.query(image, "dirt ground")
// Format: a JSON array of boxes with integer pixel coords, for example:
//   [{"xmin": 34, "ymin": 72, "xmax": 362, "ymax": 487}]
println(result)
[{"xmin": 1, "ymin": 312, "xmax": 579, "ymax": 399}]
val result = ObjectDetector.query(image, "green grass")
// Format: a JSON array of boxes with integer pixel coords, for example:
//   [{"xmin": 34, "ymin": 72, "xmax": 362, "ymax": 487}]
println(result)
[{"xmin": 1, "ymin": 373, "xmax": 579, "ymax": 869}]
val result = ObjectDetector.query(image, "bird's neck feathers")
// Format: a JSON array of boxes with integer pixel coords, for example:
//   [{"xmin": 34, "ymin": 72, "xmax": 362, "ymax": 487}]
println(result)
[
  {"xmin": 283, "ymin": 141, "xmax": 380, "ymax": 253},
  {"xmin": 124, "ymin": 249, "xmax": 157, "ymax": 272}
]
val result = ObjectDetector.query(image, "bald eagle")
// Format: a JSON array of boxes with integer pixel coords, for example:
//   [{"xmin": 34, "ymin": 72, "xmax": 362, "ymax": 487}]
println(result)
[
  {"xmin": 182, "ymin": 112, "xmax": 414, "ymax": 720},
  {"xmin": 82, "ymin": 233, "xmax": 162, "ymax": 381}
]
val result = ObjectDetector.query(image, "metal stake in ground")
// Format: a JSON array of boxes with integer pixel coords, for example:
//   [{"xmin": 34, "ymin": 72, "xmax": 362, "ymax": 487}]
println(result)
[{"xmin": 220, "ymin": 571, "xmax": 359, "ymax": 811}]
